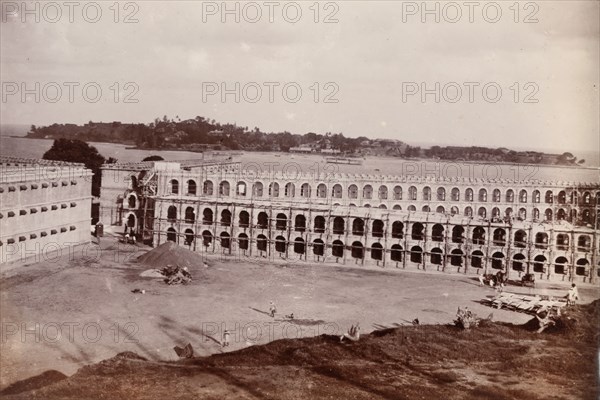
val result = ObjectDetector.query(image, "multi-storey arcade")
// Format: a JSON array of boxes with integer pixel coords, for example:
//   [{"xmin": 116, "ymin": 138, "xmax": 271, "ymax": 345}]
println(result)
[{"xmin": 137, "ymin": 162, "xmax": 599, "ymax": 284}]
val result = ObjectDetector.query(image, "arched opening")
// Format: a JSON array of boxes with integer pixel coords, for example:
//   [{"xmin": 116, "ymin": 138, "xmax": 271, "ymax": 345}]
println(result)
[
  {"xmin": 556, "ymin": 234, "xmax": 569, "ymax": 251},
  {"xmin": 430, "ymin": 248, "xmax": 443, "ymax": 265},
  {"xmin": 332, "ymin": 184, "xmax": 343, "ymax": 198},
  {"xmin": 491, "ymin": 252, "xmax": 504, "ymax": 270},
  {"xmin": 332, "ymin": 240, "xmax": 344, "ymax": 258},
  {"xmin": 371, "ymin": 243, "xmax": 383, "ymax": 260},
  {"xmin": 239, "ymin": 211, "xmax": 250, "ymax": 228},
  {"xmin": 275, "ymin": 236, "xmax": 286, "ymax": 253},
  {"xmin": 317, "ymin": 183, "xmax": 327, "ymax": 198},
  {"xmin": 545, "ymin": 191, "xmax": 553, "ymax": 203},
  {"xmin": 450, "ymin": 249, "xmax": 463, "ymax": 266},
  {"xmin": 184, "ymin": 229, "xmax": 194, "ymax": 246},
  {"xmin": 236, "ymin": 181, "xmax": 247, "ymax": 196},
  {"xmin": 313, "ymin": 239, "xmax": 325, "ymax": 256},
  {"xmin": 554, "ymin": 256, "xmax": 568, "ymax": 275},
  {"xmin": 294, "ymin": 237, "xmax": 305, "ymax": 254},
  {"xmin": 532, "ymin": 208, "xmax": 540, "ymax": 220},
  {"xmin": 221, "ymin": 209, "xmax": 231, "ymax": 226},
  {"xmin": 471, "ymin": 250, "xmax": 484, "ymax": 268},
  {"xmin": 348, "ymin": 184, "xmax": 358, "ymax": 199},
  {"xmin": 391, "ymin": 245, "xmax": 403, "ymax": 262},
  {"xmin": 187, "ymin": 180, "xmax": 197, "ymax": 195},
  {"xmin": 505, "ymin": 189, "xmax": 514, "ymax": 203},
  {"xmin": 544, "ymin": 208, "xmax": 553, "ymax": 221},
  {"xmin": 423, "ymin": 186, "xmax": 431, "ymax": 201},
  {"xmin": 253, "ymin": 182, "xmax": 264, "ymax": 197},
  {"xmin": 472, "ymin": 226, "xmax": 486, "ymax": 245},
  {"xmin": 437, "ymin": 187, "xmax": 446, "ymax": 201},
  {"xmin": 532, "ymin": 190, "xmax": 540, "ymax": 203},
  {"xmin": 393, "ymin": 204, "xmax": 402, "ymax": 210},
  {"xmin": 450, "ymin": 206, "xmax": 459, "ymax": 215},
  {"xmin": 533, "ymin": 255, "xmax": 546, "ymax": 273},
  {"xmin": 130, "ymin": 175, "xmax": 138, "ymax": 190},
  {"xmin": 492, "ymin": 189, "xmax": 501, "ymax": 202},
  {"xmin": 202, "ymin": 230, "xmax": 212, "ymax": 247},
  {"xmin": 512, "ymin": 253, "xmax": 526, "ymax": 272},
  {"xmin": 372, "ymin": 220, "xmax": 384, "ymax": 238},
  {"xmin": 478, "ymin": 188, "xmax": 487, "ymax": 202},
  {"xmin": 432, "ymin": 224, "xmax": 444, "ymax": 242},
  {"xmin": 422, "ymin": 205, "xmax": 431, "ymax": 213},
  {"xmin": 203, "ymin": 180, "xmax": 214, "ymax": 195},
  {"xmin": 300, "ymin": 183, "xmax": 311, "ymax": 198},
  {"xmin": 518, "ymin": 208, "xmax": 526, "ymax": 220},
  {"xmin": 464, "ymin": 207, "xmax": 473, "ymax": 217},
  {"xmin": 436, "ymin": 206, "xmax": 445, "ymax": 214},
  {"xmin": 411, "ymin": 223, "xmax": 424, "ymax": 240},
  {"xmin": 284, "ymin": 182, "xmax": 295, "ymax": 197},
  {"xmin": 167, "ymin": 205, "xmax": 177, "ymax": 222},
  {"xmin": 557, "ymin": 191, "xmax": 566, "ymax": 204},
  {"xmin": 452, "ymin": 226, "xmax": 464, "ymax": 243},
  {"xmin": 410, "ymin": 246, "xmax": 422, "ymax": 264},
  {"xmin": 392, "ymin": 221, "xmax": 404, "ymax": 239},
  {"xmin": 378, "ymin": 185, "xmax": 388, "ymax": 200},
  {"xmin": 256, "ymin": 234, "xmax": 267, "ymax": 251},
  {"xmin": 408, "ymin": 205, "xmax": 417, "ymax": 211},
  {"xmin": 514, "ymin": 230, "xmax": 527, "ymax": 248},
  {"xmin": 295, "ymin": 215, "xmax": 306, "ymax": 232},
  {"xmin": 170, "ymin": 179, "xmax": 179, "ymax": 194},
  {"xmin": 577, "ymin": 235, "xmax": 591, "ymax": 252},
  {"xmin": 493, "ymin": 228, "xmax": 506, "ymax": 246},
  {"xmin": 465, "ymin": 188, "xmax": 473, "ymax": 202},
  {"xmin": 451, "ymin": 187, "xmax": 460, "ymax": 201},
  {"xmin": 477, "ymin": 207, "xmax": 487, "ymax": 219},
  {"xmin": 393, "ymin": 186, "xmax": 402, "ymax": 200},
  {"xmin": 575, "ymin": 259, "xmax": 589, "ymax": 276},
  {"xmin": 363, "ymin": 185, "xmax": 373, "ymax": 199},
  {"xmin": 269, "ymin": 182, "xmax": 280, "ymax": 197},
  {"xmin": 314, "ymin": 216, "xmax": 326, "ymax": 233},
  {"xmin": 408, "ymin": 186, "xmax": 417, "ymax": 200},
  {"xmin": 238, "ymin": 233, "xmax": 249, "ymax": 250},
  {"xmin": 257, "ymin": 212, "xmax": 269, "ymax": 229},
  {"xmin": 276, "ymin": 213, "xmax": 287, "ymax": 230},
  {"xmin": 350, "ymin": 218, "xmax": 364, "ymax": 236},
  {"xmin": 203, "ymin": 208, "xmax": 213, "ymax": 225},
  {"xmin": 535, "ymin": 232, "xmax": 548, "ymax": 249},
  {"xmin": 220, "ymin": 232, "xmax": 231, "ymax": 249},
  {"xmin": 519, "ymin": 190, "xmax": 527, "ymax": 203},
  {"xmin": 379, "ymin": 204, "xmax": 387, "ymax": 209},
  {"xmin": 333, "ymin": 217, "xmax": 345, "ymax": 235},
  {"xmin": 185, "ymin": 207, "xmax": 195, "ymax": 224},
  {"xmin": 127, "ymin": 213, "xmax": 136, "ymax": 228},
  {"xmin": 351, "ymin": 241, "xmax": 364, "ymax": 259},
  {"xmin": 167, "ymin": 227, "xmax": 177, "ymax": 242},
  {"xmin": 219, "ymin": 181, "xmax": 230, "ymax": 196},
  {"xmin": 128, "ymin": 194, "xmax": 136, "ymax": 209},
  {"xmin": 491, "ymin": 207, "xmax": 500, "ymax": 220}
]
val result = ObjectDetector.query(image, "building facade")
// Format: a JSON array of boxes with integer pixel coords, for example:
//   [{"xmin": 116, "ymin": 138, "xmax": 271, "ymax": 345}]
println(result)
[{"xmin": 0, "ymin": 157, "xmax": 93, "ymax": 265}]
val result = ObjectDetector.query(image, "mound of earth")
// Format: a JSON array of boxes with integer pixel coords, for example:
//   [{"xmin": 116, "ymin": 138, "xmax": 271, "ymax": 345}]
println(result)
[
  {"xmin": 137, "ymin": 241, "xmax": 205, "ymax": 270},
  {"xmin": 3, "ymin": 301, "xmax": 598, "ymax": 399}
]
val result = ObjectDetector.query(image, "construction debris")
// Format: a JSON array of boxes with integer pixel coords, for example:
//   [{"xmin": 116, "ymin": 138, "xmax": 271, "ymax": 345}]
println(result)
[
  {"xmin": 482, "ymin": 292, "xmax": 567, "ymax": 314},
  {"xmin": 454, "ymin": 307, "xmax": 493, "ymax": 329},
  {"xmin": 173, "ymin": 343, "xmax": 194, "ymax": 358},
  {"xmin": 162, "ymin": 265, "xmax": 192, "ymax": 285}
]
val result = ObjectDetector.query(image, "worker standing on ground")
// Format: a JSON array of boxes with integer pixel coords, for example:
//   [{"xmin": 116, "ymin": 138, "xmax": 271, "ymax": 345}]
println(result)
[
  {"xmin": 567, "ymin": 284, "xmax": 579, "ymax": 306},
  {"xmin": 269, "ymin": 301, "xmax": 277, "ymax": 318}
]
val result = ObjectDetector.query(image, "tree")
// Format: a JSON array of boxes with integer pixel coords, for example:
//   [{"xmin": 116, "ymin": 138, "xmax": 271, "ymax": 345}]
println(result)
[
  {"xmin": 142, "ymin": 155, "xmax": 164, "ymax": 162},
  {"xmin": 43, "ymin": 139, "xmax": 106, "ymax": 197}
]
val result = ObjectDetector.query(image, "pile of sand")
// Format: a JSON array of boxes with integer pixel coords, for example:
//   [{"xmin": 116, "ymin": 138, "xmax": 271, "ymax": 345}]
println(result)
[{"xmin": 137, "ymin": 242, "xmax": 205, "ymax": 270}]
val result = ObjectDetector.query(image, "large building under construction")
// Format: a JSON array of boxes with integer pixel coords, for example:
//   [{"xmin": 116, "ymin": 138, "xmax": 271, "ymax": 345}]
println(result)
[{"xmin": 101, "ymin": 159, "xmax": 600, "ymax": 284}]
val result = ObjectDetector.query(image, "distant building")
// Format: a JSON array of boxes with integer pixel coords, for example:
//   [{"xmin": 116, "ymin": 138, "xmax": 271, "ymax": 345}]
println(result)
[{"xmin": 0, "ymin": 157, "xmax": 93, "ymax": 265}]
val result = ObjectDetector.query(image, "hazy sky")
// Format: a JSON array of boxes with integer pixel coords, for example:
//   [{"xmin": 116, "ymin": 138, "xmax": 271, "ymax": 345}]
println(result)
[{"xmin": 1, "ymin": 1, "xmax": 598, "ymax": 153}]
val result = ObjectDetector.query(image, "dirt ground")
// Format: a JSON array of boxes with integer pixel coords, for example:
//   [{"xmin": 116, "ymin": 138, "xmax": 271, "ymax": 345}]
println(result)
[{"xmin": 1, "ymin": 230, "xmax": 599, "ymax": 397}]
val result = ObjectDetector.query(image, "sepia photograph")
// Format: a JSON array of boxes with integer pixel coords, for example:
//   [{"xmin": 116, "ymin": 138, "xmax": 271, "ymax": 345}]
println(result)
[{"xmin": 0, "ymin": 1, "xmax": 599, "ymax": 399}]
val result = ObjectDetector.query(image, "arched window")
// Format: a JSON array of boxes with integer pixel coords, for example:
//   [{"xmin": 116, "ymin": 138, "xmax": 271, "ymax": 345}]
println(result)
[
  {"xmin": 391, "ymin": 245, "xmax": 403, "ymax": 262},
  {"xmin": 518, "ymin": 208, "xmax": 526, "ymax": 220},
  {"xmin": 554, "ymin": 256, "xmax": 568, "ymax": 274},
  {"xmin": 471, "ymin": 251, "xmax": 484, "ymax": 268},
  {"xmin": 300, "ymin": 183, "xmax": 311, "ymax": 197},
  {"xmin": 219, "ymin": 181, "xmax": 230, "ymax": 196},
  {"xmin": 332, "ymin": 184, "xmax": 343, "ymax": 198},
  {"xmin": 505, "ymin": 208, "xmax": 513, "ymax": 218},
  {"xmin": 408, "ymin": 186, "xmax": 417, "ymax": 201},
  {"xmin": 275, "ymin": 236, "xmax": 286, "ymax": 253},
  {"xmin": 221, "ymin": 209, "xmax": 231, "ymax": 226},
  {"xmin": 532, "ymin": 190, "xmax": 540, "ymax": 203},
  {"xmin": 450, "ymin": 249, "xmax": 463, "ymax": 266},
  {"xmin": 478, "ymin": 207, "xmax": 487, "ymax": 219},
  {"xmin": 167, "ymin": 205, "xmax": 177, "ymax": 222},
  {"xmin": 410, "ymin": 246, "xmax": 422, "ymax": 263},
  {"xmin": 450, "ymin": 206, "xmax": 459, "ymax": 215},
  {"xmin": 371, "ymin": 243, "xmax": 383, "ymax": 260},
  {"xmin": 423, "ymin": 186, "xmax": 431, "ymax": 201},
  {"xmin": 535, "ymin": 232, "xmax": 548, "ymax": 249},
  {"xmin": 285, "ymin": 183, "xmax": 295, "ymax": 197},
  {"xmin": 514, "ymin": 230, "xmax": 527, "ymax": 248},
  {"xmin": 220, "ymin": 232, "xmax": 231, "ymax": 249},
  {"xmin": 478, "ymin": 189, "xmax": 487, "ymax": 202},
  {"xmin": 130, "ymin": 175, "xmax": 138, "ymax": 190},
  {"xmin": 253, "ymin": 182, "xmax": 264, "ymax": 197},
  {"xmin": 393, "ymin": 205, "xmax": 401, "ymax": 210},
  {"xmin": 492, "ymin": 189, "xmax": 501, "ymax": 202},
  {"xmin": 393, "ymin": 186, "xmax": 402, "ymax": 200},
  {"xmin": 313, "ymin": 239, "xmax": 325, "ymax": 256},
  {"xmin": 332, "ymin": 240, "xmax": 344, "ymax": 258},
  {"xmin": 505, "ymin": 190, "xmax": 514, "ymax": 203},
  {"xmin": 238, "ymin": 233, "xmax": 249, "ymax": 250},
  {"xmin": 519, "ymin": 190, "xmax": 527, "ymax": 203},
  {"xmin": 372, "ymin": 220, "xmax": 384, "ymax": 238},
  {"xmin": 379, "ymin": 204, "xmax": 387, "ymax": 209},
  {"xmin": 317, "ymin": 183, "xmax": 327, "ymax": 198},
  {"xmin": 203, "ymin": 180, "xmax": 214, "ymax": 195},
  {"xmin": 464, "ymin": 207, "xmax": 473, "ymax": 217},
  {"xmin": 408, "ymin": 205, "xmax": 417, "ymax": 211},
  {"xmin": 203, "ymin": 208, "xmax": 213, "ymax": 224},
  {"xmin": 185, "ymin": 207, "xmax": 195, "ymax": 224},
  {"xmin": 557, "ymin": 208, "xmax": 566, "ymax": 220},
  {"xmin": 437, "ymin": 187, "xmax": 446, "ymax": 201},
  {"xmin": 451, "ymin": 187, "xmax": 460, "ymax": 201},
  {"xmin": 533, "ymin": 255, "xmax": 546, "ymax": 273},
  {"xmin": 333, "ymin": 217, "xmax": 345, "ymax": 235},
  {"xmin": 236, "ymin": 181, "xmax": 247, "ymax": 196},
  {"xmin": 491, "ymin": 207, "xmax": 500, "ymax": 219},
  {"xmin": 363, "ymin": 185, "xmax": 373, "ymax": 199},
  {"xmin": 432, "ymin": 224, "xmax": 444, "ymax": 242},
  {"xmin": 187, "ymin": 180, "xmax": 197, "ymax": 195},
  {"xmin": 545, "ymin": 208, "xmax": 553, "ymax": 221},
  {"xmin": 184, "ymin": 229, "xmax": 194, "ymax": 246},
  {"xmin": 257, "ymin": 212, "xmax": 269, "ymax": 229},
  {"xmin": 392, "ymin": 221, "xmax": 404, "ymax": 239},
  {"xmin": 465, "ymin": 188, "xmax": 473, "ymax": 202},
  {"xmin": 545, "ymin": 191, "xmax": 553, "ymax": 203},
  {"xmin": 575, "ymin": 259, "xmax": 589, "ymax": 276},
  {"xmin": 295, "ymin": 215, "xmax": 306, "ymax": 232},
  {"xmin": 170, "ymin": 179, "xmax": 179, "ymax": 194},
  {"xmin": 577, "ymin": 235, "xmax": 591, "ymax": 252},
  {"xmin": 378, "ymin": 185, "xmax": 388, "ymax": 200},
  {"xmin": 582, "ymin": 191, "xmax": 591, "ymax": 204},
  {"xmin": 348, "ymin": 185, "xmax": 358, "ymax": 199},
  {"xmin": 491, "ymin": 252, "xmax": 504, "ymax": 270},
  {"xmin": 256, "ymin": 234, "xmax": 267, "ymax": 251},
  {"xmin": 557, "ymin": 191, "xmax": 566, "ymax": 204},
  {"xmin": 294, "ymin": 237, "xmax": 305, "ymax": 254},
  {"xmin": 430, "ymin": 248, "xmax": 443, "ymax": 265},
  {"xmin": 202, "ymin": 230, "xmax": 212, "ymax": 247},
  {"xmin": 269, "ymin": 182, "xmax": 280, "ymax": 197},
  {"xmin": 239, "ymin": 211, "xmax": 250, "ymax": 228},
  {"xmin": 532, "ymin": 208, "xmax": 540, "ymax": 220},
  {"xmin": 167, "ymin": 227, "xmax": 177, "ymax": 242},
  {"xmin": 422, "ymin": 205, "xmax": 430, "ymax": 213},
  {"xmin": 556, "ymin": 234, "xmax": 569, "ymax": 251},
  {"xmin": 493, "ymin": 228, "xmax": 506, "ymax": 246},
  {"xmin": 411, "ymin": 223, "xmax": 424, "ymax": 240},
  {"xmin": 472, "ymin": 226, "xmax": 486, "ymax": 245},
  {"xmin": 452, "ymin": 226, "xmax": 464, "ymax": 243},
  {"xmin": 128, "ymin": 194, "xmax": 136, "ymax": 209},
  {"xmin": 314, "ymin": 216, "xmax": 326, "ymax": 233},
  {"xmin": 351, "ymin": 241, "xmax": 364, "ymax": 259},
  {"xmin": 436, "ymin": 206, "xmax": 445, "ymax": 214},
  {"xmin": 512, "ymin": 253, "xmax": 526, "ymax": 271},
  {"xmin": 276, "ymin": 213, "xmax": 287, "ymax": 230}
]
